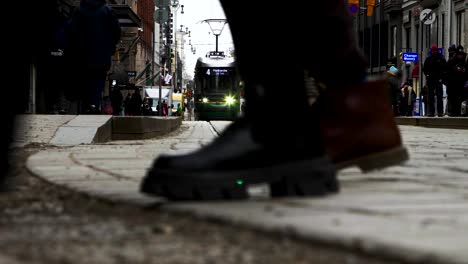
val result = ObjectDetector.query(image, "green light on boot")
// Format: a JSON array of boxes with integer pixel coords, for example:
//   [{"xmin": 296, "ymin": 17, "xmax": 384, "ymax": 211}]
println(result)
[{"xmin": 236, "ymin": 180, "xmax": 244, "ymax": 185}]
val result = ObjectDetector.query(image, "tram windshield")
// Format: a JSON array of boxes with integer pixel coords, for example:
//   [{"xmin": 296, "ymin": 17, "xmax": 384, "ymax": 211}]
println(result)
[{"xmin": 200, "ymin": 68, "xmax": 235, "ymax": 92}]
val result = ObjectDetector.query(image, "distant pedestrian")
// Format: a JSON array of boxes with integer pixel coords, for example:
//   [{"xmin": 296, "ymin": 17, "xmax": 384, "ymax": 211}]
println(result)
[
  {"xmin": 162, "ymin": 100, "xmax": 168, "ymax": 116},
  {"xmin": 423, "ymin": 45, "xmax": 447, "ymax": 117},
  {"xmin": 142, "ymin": 97, "xmax": 153, "ymax": 116},
  {"xmin": 130, "ymin": 88, "xmax": 142, "ymax": 116},
  {"xmin": 102, "ymin": 96, "xmax": 113, "ymax": 115},
  {"xmin": 110, "ymin": 87, "xmax": 123, "ymax": 115},
  {"xmin": 169, "ymin": 104, "xmax": 174, "ymax": 116},
  {"xmin": 448, "ymin": 44, "xmax": 457, "ymax": 61},
  {"xmin": 400, "ymin": 80, "xmax": 416, "ymax": 116},
  {"xmin": 65, "ymin": 0, "xmax": 121, "ymax": 114},
  {"xmin": 241, "ymin": 101, "xmax": 246, "ymax": 114},
  {"xmin": 123, "ymin": 93, "xmax": 132, "ymax": 116},
  {"xmin": 177, "ymin": 103, "xmax": 183, "ymax": 116},
  {"xmin": 446, "ymin": 45, "xmax": 467, "ymax": 116},
  {"xmin": 386, "ymin": 66, "xmax": 401, "ymax": 116}
]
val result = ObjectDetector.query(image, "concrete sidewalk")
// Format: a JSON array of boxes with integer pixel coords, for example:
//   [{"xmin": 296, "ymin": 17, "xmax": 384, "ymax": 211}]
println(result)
[
  {"xmin": 17, "ymin": 116, "xmax": 468, "ymax": 264},
  {"xmin": 13, "ymin": 114, "xmax": 181, "ymax": 147},
  {"xmin": 395, "ymin": 116, "xmax": 468, "ymax": 129}
]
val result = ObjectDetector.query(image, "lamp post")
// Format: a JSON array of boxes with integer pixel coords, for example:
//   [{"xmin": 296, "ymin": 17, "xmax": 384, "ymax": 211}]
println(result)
[
  {"xmin": 175, "ymin": 26, "xmax": 191, "ymax": 92},
  {"xmin": 171, "ymin": 1, "xmax": 184, "ymax": 93},
  {"xmin": 155, "ymin": 3, "xmax": 171, "ymax": 116}
]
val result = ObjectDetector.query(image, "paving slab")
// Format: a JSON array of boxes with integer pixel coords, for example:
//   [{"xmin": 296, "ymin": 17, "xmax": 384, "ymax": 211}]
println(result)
[
  {"xmin": 50, "ymin": 115, "xmax": 112, "ymax": 145},
  {"xmin": 12, "ymin": 115, "xmax": 76, "ymax": 147}
]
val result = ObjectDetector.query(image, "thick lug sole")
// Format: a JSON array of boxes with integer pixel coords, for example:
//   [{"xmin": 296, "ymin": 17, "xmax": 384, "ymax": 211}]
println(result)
[
  {"xmin": 269, "ymin": 168, "xmax": 339, "ymax": 197},
  {"xmin": 335, "ymin": 146, "xmax": 409, "ymax": 172},
  {"xmin": 140, "ymin": 158, "xmax": 338, "ymax": 201}
]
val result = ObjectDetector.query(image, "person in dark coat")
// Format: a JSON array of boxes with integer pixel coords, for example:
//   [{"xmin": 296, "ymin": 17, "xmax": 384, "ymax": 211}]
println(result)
[
  {"xmin": 400, "ymin": 80, "xmax": 417, "ymax": 116},
  {"xmin": 130, "ymin": 88, "xmax": 143, "ymax": 116},
  {"xmin": 110, "ymin": 87, "xmax": 124, "ymax": 115},
  {"xmin": 123, "ymin": 93, "xmax": 133, "ymax": 116},
  {"xmin": 446, "ymin": 46, "xmax": 467, "ymax": 116},
  {"xmin": 386, "ymin": 66, "xmax": 402, "ymax": 116},
  {"xmin": 423, "ymin": 45, "xmax": 447, "ymax": 117},
  {"xmin": 448, "ymin": 44, "xmax": 457, "ymax": 61},
  {"xmin": 65, "ymin": 0, "xmax": 121, "ymax": 114}
]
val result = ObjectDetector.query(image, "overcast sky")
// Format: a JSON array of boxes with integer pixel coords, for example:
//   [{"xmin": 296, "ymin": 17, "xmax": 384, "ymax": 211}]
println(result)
[{"xmin": 176, "ymin": 0, "xmax": 233, "ymax": 79}]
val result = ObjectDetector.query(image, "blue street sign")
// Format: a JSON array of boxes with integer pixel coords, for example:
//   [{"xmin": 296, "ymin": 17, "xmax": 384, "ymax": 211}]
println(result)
[
  {"xmin": 402, "ymin": 52, "xmax": 419, "ymax": 62},
  {"xmin": 427, "ymin": 48, "xmax": 444, "ymax": 56},
  {"xmin": 349, "ymin": 4, "xmax": 359, "ymax": 14}
]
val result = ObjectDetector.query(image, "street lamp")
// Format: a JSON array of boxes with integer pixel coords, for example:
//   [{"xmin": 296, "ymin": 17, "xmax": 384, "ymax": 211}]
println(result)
[
  {"xmin": 201, "ymin": 19, "xmax": 227, "ymax": 53},
  {"xmin": 154, "ymin": 4, "xmax": 170, "ymax": 116},
  {"xmin": 176, "ymin": 26, "xmax": 191, "ymax": 92}
]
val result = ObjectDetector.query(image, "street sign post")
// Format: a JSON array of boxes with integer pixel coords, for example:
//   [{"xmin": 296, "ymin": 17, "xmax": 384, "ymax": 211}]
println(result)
[
  {"xmin": 420, "ymin": 9, "xmax": 436, "ymax": 25},
  {"xmin": 348, "ymin": 0, "xmax": 359, "ymax": 14},
  {"xmin": 349, "ymin": 4, "xmax": 359, "ymax": 14},
  {"xmin": 127, "ymin": 71, "xmax": 137, "ymax": 78},
  {"xmin": 418, "ymin": 8, "xmax": 435, "ymax": 116},
  {"xmin": 402, "ymin": 52, "xmax": 419, "ymax": 62}
]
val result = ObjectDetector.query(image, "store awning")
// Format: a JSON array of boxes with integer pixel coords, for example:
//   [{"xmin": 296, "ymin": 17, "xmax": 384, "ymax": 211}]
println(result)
[
  {"xmin": 109, "ymin": 4, "xmax": 142, "ymax": 27},
  {"xmin": 145, "ymin": 87, "xmax": 170, "ymax": 99}
]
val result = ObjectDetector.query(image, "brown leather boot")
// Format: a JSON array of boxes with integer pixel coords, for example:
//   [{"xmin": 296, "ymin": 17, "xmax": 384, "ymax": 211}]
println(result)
[{"xmin": 320, "ymin": 79, "xmax": 409, "ymax": 172}]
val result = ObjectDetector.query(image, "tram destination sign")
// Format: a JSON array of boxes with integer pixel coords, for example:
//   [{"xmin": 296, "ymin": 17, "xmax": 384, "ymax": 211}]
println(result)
[{"xmin": 206, "ymin": 68, "xmax": 232, "ymax": 76}]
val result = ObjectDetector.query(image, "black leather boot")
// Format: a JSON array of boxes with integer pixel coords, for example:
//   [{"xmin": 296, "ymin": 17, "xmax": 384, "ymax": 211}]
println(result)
[
  {"xmin": 139, "ymin": 0, "xmax": 362, "ymax": 201},
  {"xmin": 140, "ymin": 103, "xmax": 338, "ymax": 200}
]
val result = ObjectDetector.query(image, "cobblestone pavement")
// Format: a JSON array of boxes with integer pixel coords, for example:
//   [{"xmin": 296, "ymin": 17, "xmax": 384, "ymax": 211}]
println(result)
[{"xmin": 23, "ymin": 120, "xmax": 468, "ymax": 264}]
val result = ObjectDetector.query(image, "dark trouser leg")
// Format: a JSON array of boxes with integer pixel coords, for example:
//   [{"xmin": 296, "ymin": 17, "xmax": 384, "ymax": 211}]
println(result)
[
  {"xmin": 435, "ymin": 83, "xmax": 443, "ymax": 116},
  {"xmin": 447, "ymin": 95, "xmax": 454, "ymax": 116},
  {"xmin": 454, "ymin": 94, "xmax": 462, "ymax": 116},
  {"xmin": 427, "ymin": 80, "xmax": 436, "ymax": 116},
  {"xmin": 80, "ymin": 70, "xmax": 106, "ymax": 114},
  {"xmin": 218, "ymin": 0, "xmax": 313, "ymax": 147},
  {"xmin": 89, "ymin": 71, "xmax": 106, "ymax": 112},
  {"xmin": 448, "ymin": 90, "xmax": 462, "ymax": 116},
  {"xmin": 219, "ymin": 0, "xmax": 366, "ymax": 88},
  {"xmin": 219, "ymin": 0, "xmax": 366, "ymax": 143}
]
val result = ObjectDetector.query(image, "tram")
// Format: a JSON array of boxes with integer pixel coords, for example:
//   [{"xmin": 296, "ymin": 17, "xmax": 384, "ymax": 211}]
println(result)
[{"xmin": 193, "ymin": 51, "xmax": 241, "ymax": 121}]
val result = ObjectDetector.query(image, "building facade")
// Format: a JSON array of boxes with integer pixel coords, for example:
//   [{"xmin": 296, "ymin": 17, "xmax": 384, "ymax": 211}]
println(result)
[
  {"xmin": 353, "ymin": 0, "xmax": 467, "ymax": 95},
  {"xmin": 25, "ymin": 0, "xmax": 144, "ymax": 114},
  {"xmin": 354, "ymin": 0, "xmax": 390, "ymax": 75}
]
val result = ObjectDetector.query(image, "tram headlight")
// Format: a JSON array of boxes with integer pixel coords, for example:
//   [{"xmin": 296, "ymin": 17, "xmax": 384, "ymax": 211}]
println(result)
[
  {"xmin": 202, "ymin": 97, "xmax": 209, "ymax": 103},
  {"xmin": 225, "ymin": 96, "xmax": 235, "ymax": 105}
]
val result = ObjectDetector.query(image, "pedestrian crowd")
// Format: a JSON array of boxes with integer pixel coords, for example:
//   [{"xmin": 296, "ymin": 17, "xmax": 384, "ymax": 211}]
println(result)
[{"xmin": 387, "ymin": 44, "xmax": 467, "ymax": 117}]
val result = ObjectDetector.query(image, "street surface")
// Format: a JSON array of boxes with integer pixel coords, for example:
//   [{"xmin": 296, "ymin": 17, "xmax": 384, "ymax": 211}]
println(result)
[{"xmin": 2, "ymin": 116, "xmax": 468, "ymax": 263}]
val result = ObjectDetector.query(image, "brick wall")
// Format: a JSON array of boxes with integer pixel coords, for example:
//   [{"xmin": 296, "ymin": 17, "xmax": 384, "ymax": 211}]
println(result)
[{"xmin": 138, "ymin": 0, "xmax": 155, "ymax": 52}]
